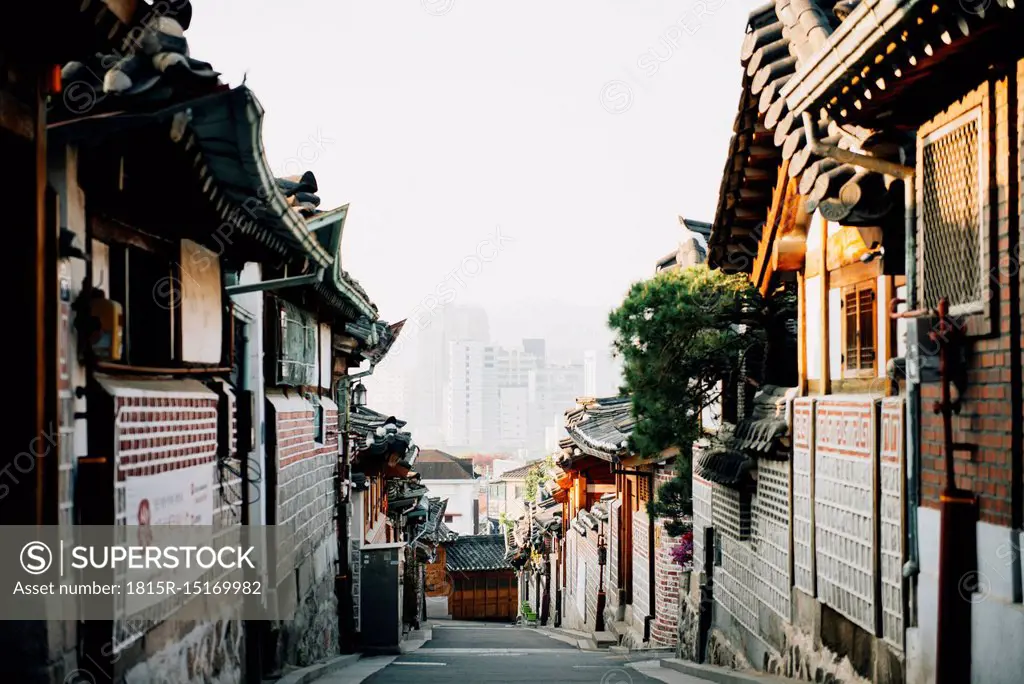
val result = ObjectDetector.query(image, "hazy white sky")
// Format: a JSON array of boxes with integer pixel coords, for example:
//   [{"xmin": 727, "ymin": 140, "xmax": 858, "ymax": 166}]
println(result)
[{"xmin": 188, "ymin": 1, "xmax": 752, "ymax": 327}]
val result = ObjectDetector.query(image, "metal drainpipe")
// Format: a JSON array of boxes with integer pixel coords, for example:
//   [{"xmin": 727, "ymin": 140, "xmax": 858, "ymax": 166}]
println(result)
[
  {"xmin": 902, "ymin": 176, "xmax": 922, "ymax": 624},
  {"xmin": 645, "ymin": 470, "xmax": 656, "ymax": 643},
  {"xmin": 803, "ymin": 111, "xmax": 923, "ymax": 605}
]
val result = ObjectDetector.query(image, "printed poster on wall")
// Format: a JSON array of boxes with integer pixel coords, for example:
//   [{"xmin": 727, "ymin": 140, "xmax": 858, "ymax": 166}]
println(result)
[{"xmin": 123, "ymin": 463, "xmax": 215, "ymax": 615}]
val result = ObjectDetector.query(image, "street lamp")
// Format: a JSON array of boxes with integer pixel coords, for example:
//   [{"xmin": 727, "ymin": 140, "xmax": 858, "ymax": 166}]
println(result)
[{"xmin": 352, "ymin": 382, "xmax": 367, "ymax": 407}]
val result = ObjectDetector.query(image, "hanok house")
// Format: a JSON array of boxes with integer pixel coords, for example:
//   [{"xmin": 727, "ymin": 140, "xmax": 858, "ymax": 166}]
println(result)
[
  {"xmin": 422, "ymin": 497, "xmax": 460, "ymax": 619},
  {"xmin": 0, "ymin": 1, "xmax": 172, "ymax": 680},
  {"xmin": 41, "ymin": 8, "xmax": 319, "ymax": 682},
  {"xmin": 347, "ymin": 401, "xmax": 420, "ymax": 642},
  {"xmin": 252, "ymin": 189, "xmax": 393, "ymax": 669},
  {"xmin": 537, "ymin": 396, "xmax": 684, "ymax": 649},
  {"xmin": 695, "ymin": 2, "xmax": 1023, "ymax": 683},
  {"xmin": 510, "ymin": 483, "xmax": 563, "ymax": 626},
  {"xmin": 487, "ymin": 458, "xmax": 539, "ymax": 527},
  {"xmin": 442, "ymin": 535, "xmax": 518, "ymax": 622},
  {"xmin": 655, "ymin": 216, "xmax": 712, "ymax": 274}
]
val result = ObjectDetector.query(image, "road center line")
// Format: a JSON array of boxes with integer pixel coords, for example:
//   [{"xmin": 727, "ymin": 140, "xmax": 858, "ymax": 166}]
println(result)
[{"xmin": 393, "ymin": 662, "xmax": 447, "ymax": 666}]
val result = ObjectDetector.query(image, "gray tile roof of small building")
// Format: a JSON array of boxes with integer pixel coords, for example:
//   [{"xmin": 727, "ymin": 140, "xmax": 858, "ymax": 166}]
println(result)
[
  {"xmin": 416, "ymin": 450, "xmax": 476, "ymax": 481},
  {"xmin": 562, "ymin": 396, "xmax": 634, "ymax": 462},
  {"xmin": 445, "ymin": 535, "xmax": 512, "ymax": 572},
  {"xmin": 495, "ymin": 460, "xmax": 542, "ymax": 481}
]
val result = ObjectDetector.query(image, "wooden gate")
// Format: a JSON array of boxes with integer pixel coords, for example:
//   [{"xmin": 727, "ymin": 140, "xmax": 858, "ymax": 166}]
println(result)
[{"xmin": 450, "ymin": 571, "xmax": 517, "ymax": 621}]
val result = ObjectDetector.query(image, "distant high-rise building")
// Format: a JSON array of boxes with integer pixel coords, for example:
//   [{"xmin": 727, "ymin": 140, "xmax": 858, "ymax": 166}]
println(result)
[
  {"xmin": 522, "ymin": 339, "xmax": 546, "ymax": 365},
  {"xmin": 413, "ymin": 305, "xmax": 489, "ymax": 446},
  {"xmin": 498, "ymin": 386, "xmax": 530, "ymax": 449},
  {"xmin": 583, "ymin": 350, "xmax": 597, "ymax": 397},
  {"xmin": 443, "ymin": 339, "xmax": 486, "ymax": 448}
]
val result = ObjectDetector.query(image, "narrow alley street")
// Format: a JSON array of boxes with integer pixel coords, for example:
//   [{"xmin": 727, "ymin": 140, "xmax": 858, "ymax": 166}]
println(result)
[{"xmin": 314, "ymin": 623, "xmax": 712, "ymax": 684}]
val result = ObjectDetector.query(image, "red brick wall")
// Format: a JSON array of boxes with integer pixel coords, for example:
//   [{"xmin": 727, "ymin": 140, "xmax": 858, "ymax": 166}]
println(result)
[
  {"xmin": 918, "ymin": 74, "xmax": 1023, "ymax": 527},
  {"xmin": 104, "ymin": 379, "xmax": 228, "ymax": 649},
  {"xmin": 651, "ymin": 466, "xmax": 681, "ymax": 647}
]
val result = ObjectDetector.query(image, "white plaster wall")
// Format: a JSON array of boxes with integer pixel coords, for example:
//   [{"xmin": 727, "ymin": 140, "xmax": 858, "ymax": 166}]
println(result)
[
  {"xmin": 805, "ymin": 276, "xmax": 822, "ymax": 380},
  {"xmin": 828, "ymin": 287, "xmax": 842, "ymax": 380},
  {"xmin": 907, "ymin": 506, "xmax": 939, "ymax": 684},
  {"xmin": 908, "ymin": 508, "xmax": 1024, "ymax": 684},
  {"xmin": 421, "ymin": 480, "xmax": 479, "ymax": 536},
  {"xmin": 970, "ymin": 521, "xmax": 1024, "ymax": 684}
]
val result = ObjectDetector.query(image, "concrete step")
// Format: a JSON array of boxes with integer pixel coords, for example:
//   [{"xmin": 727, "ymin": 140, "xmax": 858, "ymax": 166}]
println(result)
[
  {"xmin": 607, "ymin": 620, "xmax": 629, "ymax": 636},
  {"xmin": 593, "ymin": 630, "xmax": 618, "ymax": 647},
  {"xmin": 660, "ymin": 659, "xmax": 796, "ymax": 684}
]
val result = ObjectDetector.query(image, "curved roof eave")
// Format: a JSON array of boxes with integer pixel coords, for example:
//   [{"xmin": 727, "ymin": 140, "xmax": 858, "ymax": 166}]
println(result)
[
  {"xmin": 241, "ymin": 89, "xmax": 333, "ymax": 268},
  {"xmin": 306, "ymin": 205, "xmax": 378, "ymax": 320}
]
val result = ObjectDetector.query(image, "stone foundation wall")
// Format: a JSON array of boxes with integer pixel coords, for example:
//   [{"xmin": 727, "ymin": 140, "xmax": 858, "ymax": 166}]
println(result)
[{"xmin": 124, "ymin": 618, "xmax": 243, "ymax": 684}]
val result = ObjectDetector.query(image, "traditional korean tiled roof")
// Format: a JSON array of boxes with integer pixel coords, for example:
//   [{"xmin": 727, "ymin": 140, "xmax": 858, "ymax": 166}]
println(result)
[
  {"xmin": 496, "ymin": 460, "xmax": 542, "ymax": 481},
  {"xmin": 421, "ymin": 498, "xmax": 458, "ymax": 545},
  {"xmin": 656, "ymin": 217, "xmax": 712, "ymax": 272},
  {"xmin": 730, "ymin": 385, "xmax": 797, "ymax": 457},
  {"xmin": 47, "ymin": 7, "xmax": 336, "ymax": 271},
  {"xmin": 708, "ymin": 1, "xmax": 906, "ymax": 271},
  {"xmin": 350, "ymin": 405, "xmax": 414, "ymax": 460},
  {"xmin": 562, "ymin": 396, "xmax": 634, "ymax": 462},
  {"xmin": 55, "ymin": 5, "xmax": 220, "ymax": 122},
  {"xmin": 783, "ymin": 0, "xmax": 1022, "ymax": 130},
  {"xmin": 306, "ymin": 206, "xmax": 378, "ymax": 321},
  {"xmin": 387, "ymin": 479, "xmax": 429, "ymax": 516},
  {"xmin": 416, "ymin": 450, "xmax": 476, "ymax": 481},
  {"xmin": 694, "ymin": 445, "xmax": 755, "ymax": 488},
  {"xmin": 446, "ymin": 535, "xmax": 512, "ymax": 572}
]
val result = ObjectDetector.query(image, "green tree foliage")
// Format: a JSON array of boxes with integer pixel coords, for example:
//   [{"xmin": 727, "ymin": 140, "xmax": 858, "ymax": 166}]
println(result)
[
  {"xmin": 524, "ymin": 454, "xmax": 556, "ymax": 502},
  {"xmin": 608, "ymin": 266, "xmax": 765, "ymax": 535}
]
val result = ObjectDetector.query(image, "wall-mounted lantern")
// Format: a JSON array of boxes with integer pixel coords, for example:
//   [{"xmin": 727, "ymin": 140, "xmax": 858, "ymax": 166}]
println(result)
[{"xmin": 352, "ymin": 382, "xmax": 367, "ymax": 407}]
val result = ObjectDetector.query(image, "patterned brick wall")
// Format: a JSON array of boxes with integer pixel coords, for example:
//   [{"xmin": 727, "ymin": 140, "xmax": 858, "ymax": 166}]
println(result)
[
  {"xmin": 100, "ymin": 377, "xmax": 224, "ymax": 651},
  {"xmin": 632, "ymin": 509, "xmax": 650, "ymax": 632},
  {"xmin": 918, "ymin": 75, "xmax": 1021, "ymax": 527},
  {"xmin": 651, "ymin": 520, "xmax": 681, "ymax": 646},
  {"xmin": 268, "ymin": 392, "xmax": 339, "ymax": 566},
  {"xmin": 582, "ymin": 523, "xmax": 600, "ymax": 630},
  {"xmin": 608, "ymin": 500, "xmax": 619, "ymax": 609}
]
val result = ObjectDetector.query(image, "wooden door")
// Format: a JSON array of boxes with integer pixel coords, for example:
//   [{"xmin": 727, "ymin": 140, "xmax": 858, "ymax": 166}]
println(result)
[{"xmin": 451, "ymin": 572, "xmax": 516, "ymax": 621}]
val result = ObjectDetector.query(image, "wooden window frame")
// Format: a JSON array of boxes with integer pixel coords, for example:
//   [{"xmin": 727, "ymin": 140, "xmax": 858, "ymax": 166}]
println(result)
[{"xmin": 840, "ymin": 279, "xmax": 878, "ymax": 379}]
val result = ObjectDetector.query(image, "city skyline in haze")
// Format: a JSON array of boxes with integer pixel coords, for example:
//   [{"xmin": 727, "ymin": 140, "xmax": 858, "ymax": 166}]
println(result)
[{"xmin": 186, "ymin": 1, "xmax": 752, "ymax": 329}]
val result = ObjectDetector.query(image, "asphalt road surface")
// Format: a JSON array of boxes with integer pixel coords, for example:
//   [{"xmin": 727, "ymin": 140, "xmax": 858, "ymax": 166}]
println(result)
[{"xmin": 315, "ymin": 622, "xmax": 712, "ymax": 684}]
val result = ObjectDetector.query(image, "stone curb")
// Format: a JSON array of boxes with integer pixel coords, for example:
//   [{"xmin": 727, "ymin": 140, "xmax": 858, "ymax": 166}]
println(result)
[
  {"xmin": 660, "ymin": 659, "xmax": 796, "ymax": 684},
  {"xmin": 273, "ymin": 653, "xmax": 361, "ymax": 684}
]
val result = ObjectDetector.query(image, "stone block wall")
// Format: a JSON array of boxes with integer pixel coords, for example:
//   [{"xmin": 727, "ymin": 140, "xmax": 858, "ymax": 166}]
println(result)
[{"xmin": 267, "ymin": 392, "xmax": 340, "ymax": 667}]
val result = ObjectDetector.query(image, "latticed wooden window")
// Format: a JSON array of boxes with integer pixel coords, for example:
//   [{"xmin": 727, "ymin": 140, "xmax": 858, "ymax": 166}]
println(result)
[
  {"xmin": 841, "ymin": 281, "xmax": 876, "ymax": 378},
  {"xmin": 637, "ymin": 475, "xmax": 650, "ymax": 504},
  {"xmin": 919, "ymin": 107, "xmax": 984, "ymax": 315}
]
